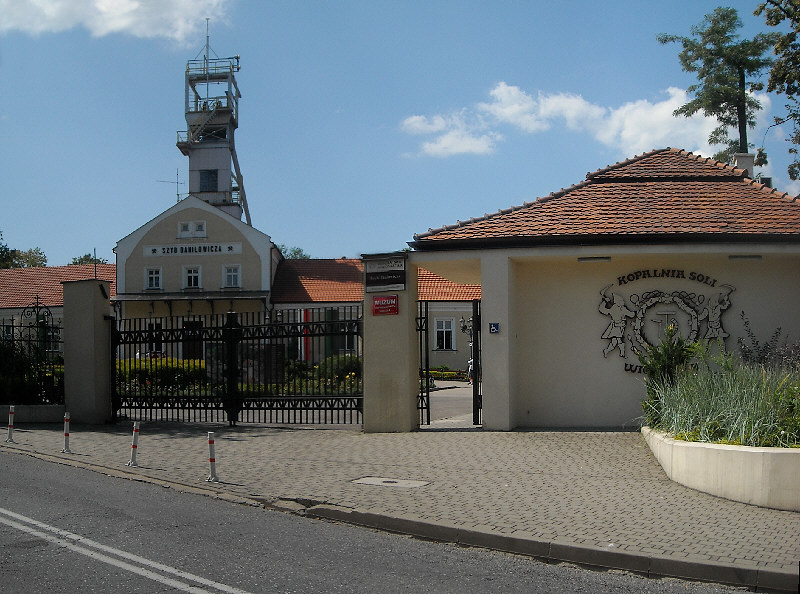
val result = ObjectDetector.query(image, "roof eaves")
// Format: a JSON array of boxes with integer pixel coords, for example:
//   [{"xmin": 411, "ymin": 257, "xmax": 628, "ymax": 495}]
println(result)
[{"xmin": 410, "ymin": 231, "xmax": 800, "ymax": 251}]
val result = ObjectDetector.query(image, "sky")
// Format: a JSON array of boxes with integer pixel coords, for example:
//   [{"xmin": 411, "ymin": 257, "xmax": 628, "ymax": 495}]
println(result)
[{"xmin": 0, "ymin": 0, "xmax": 797, "ymax": 266}]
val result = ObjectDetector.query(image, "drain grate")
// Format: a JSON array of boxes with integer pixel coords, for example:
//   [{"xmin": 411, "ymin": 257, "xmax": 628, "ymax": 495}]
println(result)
[{"xmin": 352, "ymin": 476, "xmax": 429, "ymax": 488}]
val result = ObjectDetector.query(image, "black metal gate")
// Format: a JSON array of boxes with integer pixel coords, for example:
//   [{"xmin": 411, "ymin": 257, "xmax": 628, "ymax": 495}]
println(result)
[
  {"xmin": 469, "ymin": 299, "xmax": 482, "ymax": 425},
  {"xmin": 417, "ymin": 301, "xmax": 431, "ymax": 424},
  {"xmin": 0, "ymin": 297, "xmax": 64, "ymax": 405},
  {"xmin": 113, "ymin": 306, "xmax": 362, "ymax": 425}
]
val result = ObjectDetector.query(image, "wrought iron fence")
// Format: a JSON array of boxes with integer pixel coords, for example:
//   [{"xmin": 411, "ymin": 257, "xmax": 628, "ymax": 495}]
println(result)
[
  {"xmin": 114, "ymin": 306, "xmax": 362, "ymax": 424},
  {"xmin": 0, "ymin": 298, "xmax": 64, "ymax": 405}
]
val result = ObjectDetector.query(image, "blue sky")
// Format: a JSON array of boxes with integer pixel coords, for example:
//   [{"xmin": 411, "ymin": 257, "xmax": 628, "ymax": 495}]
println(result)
[{"xmin": 0, "ymin": 0, "xmax": 795, "ymax": 265}]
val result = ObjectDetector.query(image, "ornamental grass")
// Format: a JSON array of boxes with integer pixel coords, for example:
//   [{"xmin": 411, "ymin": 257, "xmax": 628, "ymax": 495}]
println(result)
[{"xmin": 641, "ymin": 318, "xmax": 800, "ymax": 448}]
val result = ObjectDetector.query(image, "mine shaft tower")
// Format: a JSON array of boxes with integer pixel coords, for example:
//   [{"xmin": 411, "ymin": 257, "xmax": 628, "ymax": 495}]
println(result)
[{"xmin": 176, "ymin": 34, "xmax": 251, "ymax": 225}]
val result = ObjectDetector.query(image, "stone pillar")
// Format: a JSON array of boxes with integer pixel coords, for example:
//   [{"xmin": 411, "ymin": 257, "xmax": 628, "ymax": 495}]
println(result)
[
  {"xmin": 63, "ymin": 280, "xmax": 113, "ymax": 424},
  {"xmin": 362, "ymin": 254, "xmax": 419, "ymax": 432},
  {"xmin": 480, "ymin": 252, "xmax": 514, "ymax": 430}
]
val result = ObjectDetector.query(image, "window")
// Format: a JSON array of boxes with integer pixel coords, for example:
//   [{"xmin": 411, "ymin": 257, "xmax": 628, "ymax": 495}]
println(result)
[
  {"xmin": 178, "ymin": 221, "xmax": 206, "ymax": 238},
  {"xmin": 199, "ymin": 169, "xmax": 218, "ymax": 192},
  {"xmin": 146, "ymin": 268, "xmax": 161, "ymax": 290},
  {"xmin": 224, "ymin": 265, "xmax": 240, "ymax": 288},
  {"xmin": 184, "ymin": 266, "xmax": 201, "ymax": 289},
  {"xmin": 435, "ymin": 318, "xmax": 455, "ymax": 350}
]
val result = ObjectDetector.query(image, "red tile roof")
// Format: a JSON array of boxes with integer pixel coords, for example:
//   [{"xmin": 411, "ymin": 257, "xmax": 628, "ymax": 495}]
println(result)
[
  {"xmin": 0, "ymin": 261, "xmax": 481, "ymax": 310},
  {"xmin": 0, "ymin": 264, "xmax": 117, "ymax": 310},
  {"xmin": 413, "ymin": 148, "xmax": 800, "ymax": 246},
  {"xmin": 271, "ymin": 259, "xmax": 364, "ymax": 303},
  {"xmin": 417, "ymin": 269, "xmax": 481, "ymax": 301},
  {"xmin": 270, "ymin": 259, "xmax": 480, "ymax": 303}
]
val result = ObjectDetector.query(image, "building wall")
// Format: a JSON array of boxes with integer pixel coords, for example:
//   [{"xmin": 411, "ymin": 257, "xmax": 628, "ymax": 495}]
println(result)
[
  {"xmin": 116, "ymin": 199, "xmax": 272, "ymax": 318},
  {"xmin": 508, "ymin": 250, "xmax": 800, "ymax": 428},
  {"xmin": 426, "ymin": 302, "xmax": 474, "ymax": 372}
]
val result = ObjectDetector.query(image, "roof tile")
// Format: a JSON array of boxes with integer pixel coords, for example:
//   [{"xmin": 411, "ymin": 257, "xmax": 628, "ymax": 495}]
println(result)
[
  {"xmin": 414, "ymin": 148, "xmax": 800, "ymax": 243},
  {"xmin": 0, "ymin": 264, "xmax": 117, "ymax": 310}
]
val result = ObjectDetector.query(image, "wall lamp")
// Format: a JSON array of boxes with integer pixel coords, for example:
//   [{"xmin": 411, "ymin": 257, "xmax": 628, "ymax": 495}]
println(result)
[{"xmin": 577, "ymin": 256, "xmax": 611, "ymax": 262}]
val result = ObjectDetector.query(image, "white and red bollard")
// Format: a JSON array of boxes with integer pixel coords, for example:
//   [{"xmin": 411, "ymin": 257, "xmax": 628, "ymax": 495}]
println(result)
[
  {"xmin": 206, "ymin": 431, "xmax": 218, "ymax": 482},
  {"xmin": 126, "ymin": 421, "xmax": 140, "ymax": 467},
  {"xmin": 5, "ymin": 405, "xmax": 15, "ymax": 443},
  {"xmin": 61, "ymin": 412, "xmax": 72, "ymax": 454}
]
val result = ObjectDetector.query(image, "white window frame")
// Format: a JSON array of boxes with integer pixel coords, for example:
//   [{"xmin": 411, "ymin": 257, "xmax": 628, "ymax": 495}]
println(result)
[
  {"xmin": 434, "ymin": 318, "xmax": 456, "ymax": 351},
  {"xmin": 223, "ymin": 264, "xmax": 241, "ymax": 288},
  {"xmin": 183, "ymin": 265, "xmax": 201, "ymax": 289},
  {"xmin": 145, "ymin": 267, "xmax": 162, "ymax": 290}
]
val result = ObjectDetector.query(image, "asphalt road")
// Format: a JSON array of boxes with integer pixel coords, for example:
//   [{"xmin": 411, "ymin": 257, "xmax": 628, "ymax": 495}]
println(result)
[{"xmin": 0, "ymin": 451, "xmax": 748, "ymax": 594}]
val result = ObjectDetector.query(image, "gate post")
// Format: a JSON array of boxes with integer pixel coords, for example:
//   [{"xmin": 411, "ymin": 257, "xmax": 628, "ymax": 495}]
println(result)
[
  {"xmin": 63, "ymin": 280, "xmax": 113, "ymax": 424},
  {"xmin": 362, "ymin": 253, "xmax": 419, "ymax": 432},
  {"xmin": 222, "ymin": 311, "xmax": 243, "ymax": 426}
]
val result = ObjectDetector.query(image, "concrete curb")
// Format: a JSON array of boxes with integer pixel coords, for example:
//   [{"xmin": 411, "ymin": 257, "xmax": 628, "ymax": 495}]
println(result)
[
  {"xmin": 306, "ymin": 504, "xmax": 798, "ymax": 593},
  {"xmin": 2, "ymin": 444, "xmax": 798, "ymax": 593}
]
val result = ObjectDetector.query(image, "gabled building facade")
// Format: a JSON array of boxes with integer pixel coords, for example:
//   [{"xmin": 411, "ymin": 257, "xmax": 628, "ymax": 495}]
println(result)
[{"xmin": 114, "ymin": 197, "xmax": 276, "ymax": 318}]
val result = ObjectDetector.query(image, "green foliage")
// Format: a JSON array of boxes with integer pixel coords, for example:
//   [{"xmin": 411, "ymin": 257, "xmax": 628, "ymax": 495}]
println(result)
[
  {"xmin": 318, "ymin": 353, "xmax": 361, "ymax": 384},
  {"xmin": 638, "ymin": 324, "xmax": 696, "ymax": 386},
  {"xmin": 116, "ymin": 357, "xmax": 207, "ymax": 391},
  {"xmin": 14, "ymin": 248, "xmax": 47, "ymax": 268},
  {"xmin": 276, "ymin": 244, "xmax": 311, "ymax": 259},
  {"xmin": 651, "ymin": 353, "xmax": 799, "ymax": 448},
  {"xmin": 0, "ymin": 231, "xmax": 47, "ymax": 269},
  {"xmin": 642, "ymin": 318, "xmax": 800, "ymax": 448},
  {"xmin": 285, "ymin": 358, "xmax": 309, "ymax": 381},
  {"xmin": 737, "ymin": 312, "xmax": 800, "ymax": 370},
  {"xmin": 755, "ymin": 1, "xmax": 800, "ymax": 178},
  {"xmin": 658, "ymin": 7, "xmax": 779, "ymax": 163},
  {"xmin": 70, "ymin": 253, "xmax": 108, "ymax": 265}
]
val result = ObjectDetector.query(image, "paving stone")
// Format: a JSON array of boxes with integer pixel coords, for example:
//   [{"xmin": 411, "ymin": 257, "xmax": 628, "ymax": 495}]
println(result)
[{"xmin": 2, "ymin": 423, "xmax": 798, "ymax": 591}]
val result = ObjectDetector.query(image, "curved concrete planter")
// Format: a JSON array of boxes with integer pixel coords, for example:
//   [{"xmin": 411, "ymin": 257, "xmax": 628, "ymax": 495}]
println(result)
[{"xmin": 642, "ymin": 427, "xmax": 800, "ymax": 512}]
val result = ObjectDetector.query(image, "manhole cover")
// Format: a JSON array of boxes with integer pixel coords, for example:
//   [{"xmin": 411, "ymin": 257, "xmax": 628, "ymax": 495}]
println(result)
[{"xmin": 352, "ymin": 477, "xmax": 429, "ymax": 488}]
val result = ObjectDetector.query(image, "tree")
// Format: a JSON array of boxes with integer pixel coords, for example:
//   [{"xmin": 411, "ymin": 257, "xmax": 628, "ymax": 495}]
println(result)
[
  {"xmin": 15, "ymin": 248, "xmax": 47, "ymax": 268},
  {"xmin": 755, "ymin": 1, "xmax": 800, "ymax": 178},
  {"xmin": 0, "ymin": 232, "xmax": 16, "ymax": 269},
  {"xmin": 276, "ymin": 244, "xmax": 311, "ymax": 259},
  {"xmin": 0, "ymin": 231, "xmax": 47, "ymax": 268},
  {"xmin": 70, "ymin": 253, "xmax": 108, "ymax": 265},
  {"xmin": 658, "ymin": 7, "xmax": 779, "ymax": 165}
]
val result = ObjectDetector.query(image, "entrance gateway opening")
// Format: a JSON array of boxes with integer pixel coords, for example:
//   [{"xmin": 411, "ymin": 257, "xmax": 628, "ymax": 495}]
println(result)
[{"xmin": 417, "ymin": 299, "xmax": 482, "ymax": 427}]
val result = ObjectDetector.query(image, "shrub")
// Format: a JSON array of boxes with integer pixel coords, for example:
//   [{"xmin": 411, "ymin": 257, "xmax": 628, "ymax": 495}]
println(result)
[
  {"xmin": 637, "ymin": 324, "xmax": 696, "ymax": 425},
  {"xmin": 318, "ymin": 354, "xmax": 361, "ymax": 383},
  {"xmin": 738, "ymin": 312, "xmax": 800, "ymax": 370},
  {"xmin": 117, "ymin": 357, "xmax": 207, "ymax": 390}
]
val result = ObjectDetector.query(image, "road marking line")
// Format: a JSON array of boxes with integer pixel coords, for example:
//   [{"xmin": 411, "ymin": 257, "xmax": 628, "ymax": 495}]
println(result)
[{"xmin": 0, "ymin": 507, "xmax": 251, "ymax": 594}]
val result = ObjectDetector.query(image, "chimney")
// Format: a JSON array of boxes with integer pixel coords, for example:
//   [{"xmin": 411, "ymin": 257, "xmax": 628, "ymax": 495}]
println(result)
[
  {"xmin": 734, "ymin": 153, "xmax": 754, "ymax": 177},
  {"xmin": 760, "ymin": 176, "xmax": 772, "ymax": 188}
]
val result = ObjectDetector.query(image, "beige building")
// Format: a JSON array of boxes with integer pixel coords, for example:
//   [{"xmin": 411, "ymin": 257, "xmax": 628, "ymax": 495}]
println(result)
[
  {"xmin": 394, "ymin": 148, "xmax": 800, "ymax": 430},
  {"xmin": 113, "ymin": 196, "xmax": 277, "ymax": 318}
]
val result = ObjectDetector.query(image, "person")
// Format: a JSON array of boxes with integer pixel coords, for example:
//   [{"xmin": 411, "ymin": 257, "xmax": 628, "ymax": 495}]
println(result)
[{"xmin": 467, "ymin": 358, "xmax": 474, "ymax": 384}]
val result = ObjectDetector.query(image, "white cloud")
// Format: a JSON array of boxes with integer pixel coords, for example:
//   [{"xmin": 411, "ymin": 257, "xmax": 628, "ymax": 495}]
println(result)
[
  {"xmin": 0, "ymin": 0, "xmax": 230, "ymax": 45},
  {"xmin": 402, "ymin": 81, "xmax": 776, "ymax": 160},
  {"xmin": 401, "ymin": 110, "xmax": 499, "ymax": 157},
  {"xmin": 421, "ymin": 129, "xmax": 500, "ymax": 157}
]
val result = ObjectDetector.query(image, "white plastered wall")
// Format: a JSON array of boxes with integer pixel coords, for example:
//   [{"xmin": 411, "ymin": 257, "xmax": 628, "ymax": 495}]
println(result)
[{"xmin": 414, "ymin": 244, "xmax": 800, "ymax": 430}]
